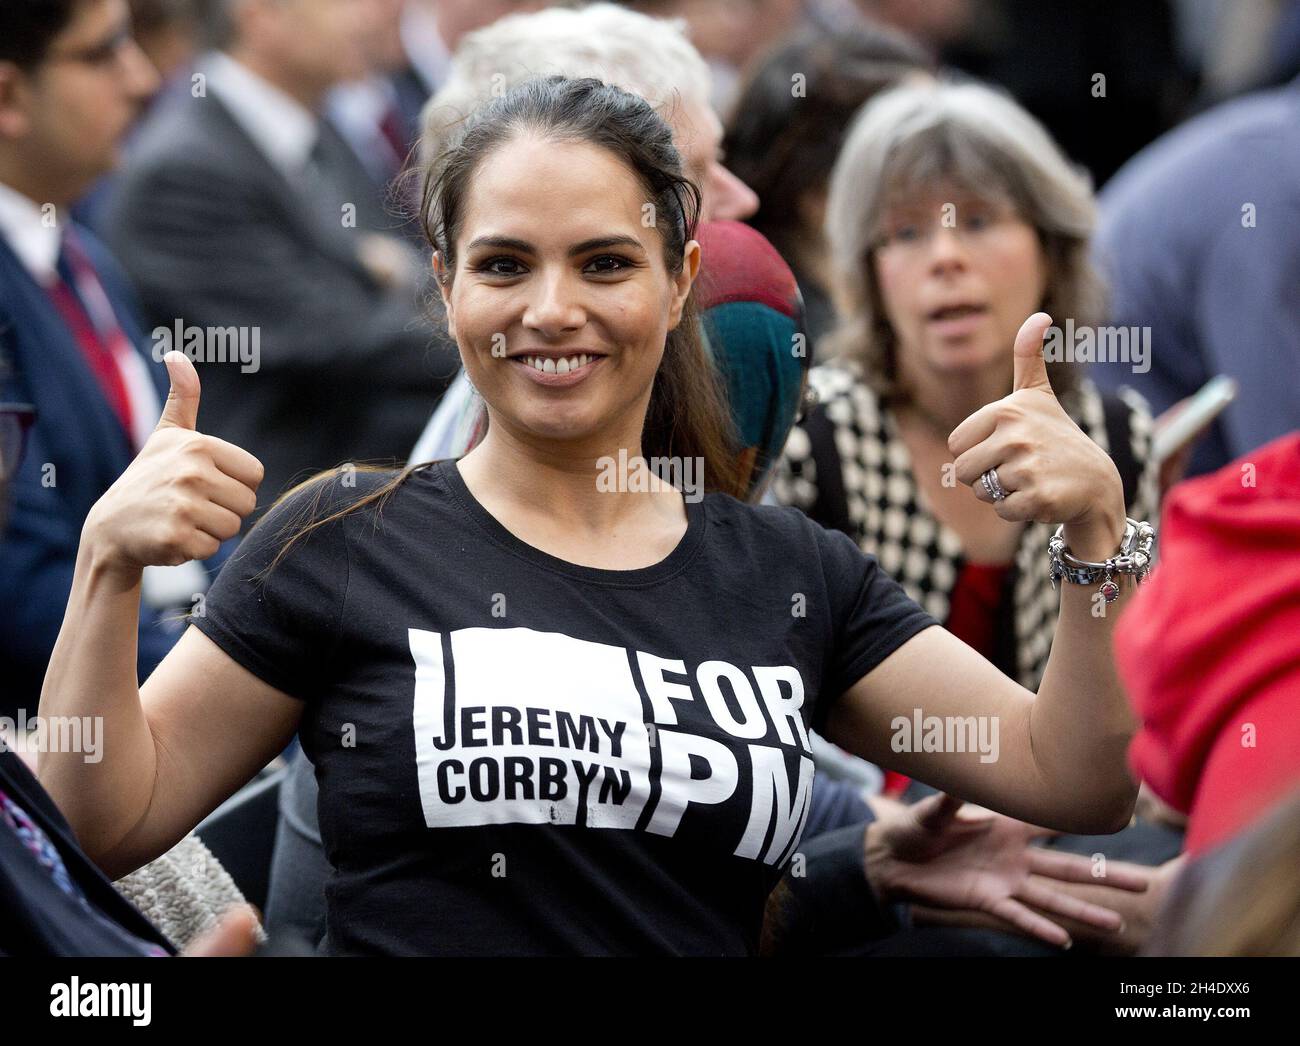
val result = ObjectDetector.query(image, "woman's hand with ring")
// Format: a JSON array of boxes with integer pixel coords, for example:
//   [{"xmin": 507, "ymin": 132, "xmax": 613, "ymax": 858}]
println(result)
[{"xmin": 947, "ymin": 313, "xmax": 1126, "ymax": 559}]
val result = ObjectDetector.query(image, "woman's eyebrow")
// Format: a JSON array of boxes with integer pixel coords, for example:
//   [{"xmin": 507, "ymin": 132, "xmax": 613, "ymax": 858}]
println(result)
[
  {"xmin": 568, "ymin": 235, "xmax": 646, "ymax": 256},
  {"xmin": 463, "ymin": 234, "xmax": 645, "ymax": 256},
  {"xmin": 466, "ymin": 235, "xmax": 534, "ymax": 253}
]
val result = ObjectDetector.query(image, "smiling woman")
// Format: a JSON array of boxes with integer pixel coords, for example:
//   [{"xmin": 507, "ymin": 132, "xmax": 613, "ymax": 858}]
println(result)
[
  {"xmin": 265, "ymin": 76, "xmax": 745, "ymax": 571},
  {"xmin": 426, "ymin": 77, "xmax": 744, "ymax": 496},
  {"xmin": 41, "ymin": 75, "xmax": 1149, "ymax": 957}
]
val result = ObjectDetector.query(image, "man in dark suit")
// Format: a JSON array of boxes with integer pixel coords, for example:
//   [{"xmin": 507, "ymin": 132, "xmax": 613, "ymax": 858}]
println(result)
[
  {"xmin": 104, "ymin": 0, "xmax": 459, "ymax": 508},
  {"xmin": 0, "ymin": 0, "xmax": 201, "ymax": 714},
  {"xmin": 1, "ymin": 153, "xmax": 255, "ymax": 952}
]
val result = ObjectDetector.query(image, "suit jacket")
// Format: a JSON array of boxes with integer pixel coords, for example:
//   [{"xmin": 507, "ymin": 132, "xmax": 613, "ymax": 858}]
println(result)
[
  {"xmin": 0, "ymin": 748, "xmax": 176, "ymax": 955},
  {"xmin": 0, "ymin": 229, "xmax": 178, "ymax": 713},
  {"xmin": 103, "ymin": 90, "xmax": 458, "ymax": 508}
]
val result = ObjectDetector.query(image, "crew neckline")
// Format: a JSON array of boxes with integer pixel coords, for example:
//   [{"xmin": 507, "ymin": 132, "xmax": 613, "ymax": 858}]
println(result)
[{"xmin": 431, "ymin": 458, "xmax": 708, "ymax": 587}]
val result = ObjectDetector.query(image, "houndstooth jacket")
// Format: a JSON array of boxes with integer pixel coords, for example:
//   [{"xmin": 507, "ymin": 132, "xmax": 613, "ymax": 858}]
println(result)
[{"xmin": 774, "ymin": 362, "xmax": 1159, "ymax": 690}]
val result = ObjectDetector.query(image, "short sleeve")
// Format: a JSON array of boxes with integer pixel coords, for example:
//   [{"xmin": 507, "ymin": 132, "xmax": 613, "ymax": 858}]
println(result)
[
  {"xmin": 190, "ymin": 471, "xmax": 379, "ymax": 700},
  {"xmin": 815, "ymin": 523, "xmax": 937, "ymax": 730}
]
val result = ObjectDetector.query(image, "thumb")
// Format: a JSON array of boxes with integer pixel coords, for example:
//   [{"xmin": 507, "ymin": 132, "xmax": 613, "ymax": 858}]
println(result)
[
  {"xmin": 1011, "ymin": 311, "xmax": 1055, "ymax": 393},
  {"xmin": 182, "ymin": 904, "xmax": 260, "ymax": 957},
  {"xmin": 156, "ymin": 351, "xmax": 201, "ymax": 431},
  {"xmin": 915, "ymin": 792, "xmax": 965, "ymax": 832}
]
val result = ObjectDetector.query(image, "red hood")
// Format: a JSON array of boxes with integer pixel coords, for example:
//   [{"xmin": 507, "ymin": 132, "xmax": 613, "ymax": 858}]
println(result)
[{"xmin": 1117, "ymin": 432, "xmax": 1300, "ymax": 855}]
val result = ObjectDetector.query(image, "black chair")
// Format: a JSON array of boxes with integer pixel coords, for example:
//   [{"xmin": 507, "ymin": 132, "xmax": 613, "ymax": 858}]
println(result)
[{"xmin": 195, "ymin": 765, "xmax": 286, "ymax": 912}]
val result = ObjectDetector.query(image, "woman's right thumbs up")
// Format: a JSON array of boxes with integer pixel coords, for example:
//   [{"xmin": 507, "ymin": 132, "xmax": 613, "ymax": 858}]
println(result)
[
  {"xmin": 82, "ymin": 352, "xmax": 265, "ymax": 574},
  {"xmin": 156, "ymin": 350, "xmax": 202, "ymax": 432}
]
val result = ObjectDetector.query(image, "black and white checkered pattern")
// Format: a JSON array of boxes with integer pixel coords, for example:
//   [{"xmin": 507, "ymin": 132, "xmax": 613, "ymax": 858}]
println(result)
[{"xmin": 775, "ymin": 362, "xmax": 1158, "ymax": 690}]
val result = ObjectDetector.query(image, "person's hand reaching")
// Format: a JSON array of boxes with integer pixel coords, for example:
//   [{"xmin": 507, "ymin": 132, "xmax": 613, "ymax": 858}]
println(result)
[{"xmin": 864, "ymin": 793, "xmax": 1149, "ymax": 948}]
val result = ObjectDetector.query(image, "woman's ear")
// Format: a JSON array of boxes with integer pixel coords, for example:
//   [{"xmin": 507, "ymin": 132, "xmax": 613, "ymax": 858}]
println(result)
[
  {"xmin": 432, "ymin": 250, "xmax": 455, "ymax": 337},
  {"xmin": 667, "ymin": 239, "xmax": 702, "ymax": 329}
]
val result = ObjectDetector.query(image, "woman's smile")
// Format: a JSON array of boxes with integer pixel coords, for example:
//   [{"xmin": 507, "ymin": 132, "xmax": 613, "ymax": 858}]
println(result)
[{"xmin": 507, "ymin": 350, "xmax": 608, "ymax": 387}]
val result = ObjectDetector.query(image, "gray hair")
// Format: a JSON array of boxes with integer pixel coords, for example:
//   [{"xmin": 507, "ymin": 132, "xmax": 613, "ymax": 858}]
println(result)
[
  {"xmin": 824, "ymin": 78, "xmax": 1104, "ymax": 402},
  {"xmin": 417, "ymin": 2, "xmax": 712, "ymax": 166}
]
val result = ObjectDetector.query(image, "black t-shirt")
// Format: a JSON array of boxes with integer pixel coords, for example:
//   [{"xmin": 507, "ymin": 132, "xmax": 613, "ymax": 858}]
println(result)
[{"xmin": 194, "ymin": 459, "xmax": 935, "ymax": 955}]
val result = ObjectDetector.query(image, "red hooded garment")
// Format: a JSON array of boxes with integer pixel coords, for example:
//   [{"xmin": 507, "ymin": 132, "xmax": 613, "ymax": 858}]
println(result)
[{"xmin": 1117, "ymin": 432, "xmax": 1300, "ymax": 855}]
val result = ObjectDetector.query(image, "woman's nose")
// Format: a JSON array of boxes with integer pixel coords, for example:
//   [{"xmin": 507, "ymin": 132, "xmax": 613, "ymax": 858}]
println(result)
[
  {"xmin": 925, "ymin": 224, "xmax": 970, "ymax": 274},
  {"xmin": 523, "ymin": 271, "xmax": 585, "ymax": 336}
]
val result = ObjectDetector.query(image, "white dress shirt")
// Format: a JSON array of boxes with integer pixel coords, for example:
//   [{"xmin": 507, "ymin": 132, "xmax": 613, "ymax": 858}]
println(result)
[
  {"xmin": 327, "ymin": 75, "xmax": 403, "ymax": 185},
  {"xmin": 203, "ymin": 50, "xmax": 319, "ymax": 175},
  {"xmin": 0, "ymin": 179, "xmax": 161, "ymax": 446},
  {"xmin": 0, "ymin": 180, "xmax": 61, "ymax": 287},
  {"xmin": 401, "ymin": 1, "xmax": 452, "ymax": 94}
]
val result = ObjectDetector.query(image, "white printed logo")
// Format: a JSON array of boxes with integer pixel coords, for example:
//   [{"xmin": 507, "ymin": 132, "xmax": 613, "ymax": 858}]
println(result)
[{"xmin": 409, "ymin": 627, "xmax": 814, "ymax": 865}]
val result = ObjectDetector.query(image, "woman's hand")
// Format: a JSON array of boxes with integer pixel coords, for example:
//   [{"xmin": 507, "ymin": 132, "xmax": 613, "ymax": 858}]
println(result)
[
  {"xmin": 948, "ymin": 312, "xmax": 1127, "ymax": 560},
  {"xmin": 865, "ymin": 793, "xmax": 1150, "ymax": 948},
  {"xmin": 82, "ymin": 352, "xmax": 264, "ymax": 577}
]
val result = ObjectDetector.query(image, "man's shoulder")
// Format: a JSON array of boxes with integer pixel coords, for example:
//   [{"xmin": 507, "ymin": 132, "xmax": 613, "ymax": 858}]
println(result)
[
  {"xmin": 106, "ymin": 97, "xmax": 272, "ymax": 242},
  {"xmin": 1101, "ymin": 85, "xmax": 1300, "ymax": 227},
  {"xmin": 123, "ymin": 93, "xmax": 250, "ymax": 182}
]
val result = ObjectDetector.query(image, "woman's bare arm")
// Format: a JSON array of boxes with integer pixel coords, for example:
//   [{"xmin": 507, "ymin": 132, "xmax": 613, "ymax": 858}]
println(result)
[
  {"xmin": 37, "ymin": 352, "xmax": 302, "ymax": 879},
  {"xmin": 41, "ymin": 595, "xmax": 302, "ymax": 879},
  {"xmin": 827, "ymin": 576, "xmax": 1137, "ymax": 835},
  {"xmin": 826, "ymin": 314, "xmax": 1142, "ymax": 833}
]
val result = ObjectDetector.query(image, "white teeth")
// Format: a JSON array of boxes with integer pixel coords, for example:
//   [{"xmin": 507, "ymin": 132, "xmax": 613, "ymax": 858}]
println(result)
[{"xmin": 521, "ymin": 353, "xmax": 596, "ymax": 373}]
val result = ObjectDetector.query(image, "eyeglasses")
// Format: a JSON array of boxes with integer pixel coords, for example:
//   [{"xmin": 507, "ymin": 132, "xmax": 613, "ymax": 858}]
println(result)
[
  {"xmin": 0, "ymin": 404, "xmax": 37, "ymax": 484},
  {"xmin": 873, "ymin": 199, "xmax": 1025, "ymax": 257}
]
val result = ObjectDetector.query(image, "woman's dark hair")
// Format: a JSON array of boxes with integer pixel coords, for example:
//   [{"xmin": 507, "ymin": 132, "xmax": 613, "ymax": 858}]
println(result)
[
  {"xmin": 265, "ymin": 76, "xmax": 742, "ymax": 565},
  {"xmin": 0, "ymin": 0, "xmax": 82, "ymax": 72},
  {"xmin": 723, "ymin": 25, "xmax": 933, "ymax": 266}
]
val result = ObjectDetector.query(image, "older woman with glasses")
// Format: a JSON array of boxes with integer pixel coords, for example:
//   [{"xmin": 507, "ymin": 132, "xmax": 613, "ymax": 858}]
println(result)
[{"xmin": 777, "ymin": 81, "xmax": 1160, "ymax": 753}]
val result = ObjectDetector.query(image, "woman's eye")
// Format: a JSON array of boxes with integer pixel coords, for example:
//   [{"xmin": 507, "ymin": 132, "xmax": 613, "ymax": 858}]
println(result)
[
  {"xmin": 964, "ymin": 211, "xmax": 993, "ymax": 231},
  {"xmin": 476, "ymin": 257, "xmax": 525, "ymax": 276},
  {"xmin": 887, "ymin": 224, "xmax": 921, "ymax": 244},
  {"xmin": 584, "ymin": 254, "xmax": 632, "ymax": 274}
]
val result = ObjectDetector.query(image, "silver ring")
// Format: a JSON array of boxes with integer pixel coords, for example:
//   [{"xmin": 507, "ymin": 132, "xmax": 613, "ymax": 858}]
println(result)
[{"xmin": 980, "ymin": 468, "xmax": 1007, "ymax": 501}]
